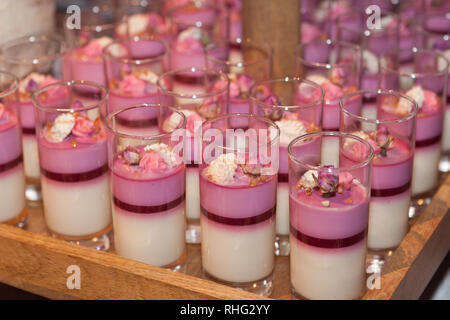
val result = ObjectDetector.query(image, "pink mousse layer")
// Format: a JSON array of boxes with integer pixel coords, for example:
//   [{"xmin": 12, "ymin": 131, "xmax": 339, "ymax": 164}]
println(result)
[
  {"xmin": 112, "ymin": 162, "xmax": 185, "ymax": 207},
  {"xmin": 39, "ymin": 135, "xmax": 107, "ymax": 174},
  {"xmin": 171, "ymin": 50, "xmax": 206, "ymax": 70},
  {"xmin": 199, "ymin": 172, "xmax": 277, "ymax": 219},
  {"xmin": 109, "ymin": 91, "xmax": 158, "ymax": 115},
  {"xmin": 290, "ymin": 183, "xmax": 369, "ymax": 240},
  {"xmin": 171, "ymin": 7, "xmax": 216, "ymax": 26},
  {"xmin": 69, "ymin": 53, "xmax": 105, "ymax": 86},
  {"xmin": 416, "ymin": 111, "xmax": 443, "ymax": 143},
  {"xmin": 323, "ymin": 94, "xmax": 359, "ymax": 130},
  {"xmin": 0, "ymin": 109, "xmax": 22, "ymax": 164}
]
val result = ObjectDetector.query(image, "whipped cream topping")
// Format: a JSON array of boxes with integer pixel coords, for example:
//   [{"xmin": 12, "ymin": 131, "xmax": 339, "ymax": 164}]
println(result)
[
  {"xmin": 162, "ymin": 110, "xmax": 188, "ymax": 133},
  {"xmin": 94, "ymin": 36, "xmax": 113, "ymax": 49},
  {"xmin": 276, "ymin": 119, "xmax": 307, "ymax": 145},
  {"xmin": 46, "ymin": 113, "xmax": 75, "ymax": 142},
  {"xmin": 205, "ymin": 153, "xmax": 238, "ymax": 185},
  {"xmin": 144, "ymin": 143, "xmax": 178, "ymax": 167},
  {"xmin": 306, "ymin": 74, "xmax": 328, "ymax": 86},
  {"xmin": 19, "ymin": 73, "xmax": 46, "ymax": 93},
  {"xmin": 122, "ymin": 13, "xmax": 149, "ymax": 35},
  {"xmin": 399, "ymin": 85, "xmax": 425, "ymax": 113},
  {"xmin": 136, "ymin": 70, "xmax": 159, "ymax": 84},
  {"xmin": 178, "ymin": 27, "xmax": 202, "ymax": 42},
  {"xmin": 298, "ymin": 170, "xmax": 319, "ymax": 189},
  {"xmin": 438, "ymin": 50, "xmax": 450, "ymax": 72}
]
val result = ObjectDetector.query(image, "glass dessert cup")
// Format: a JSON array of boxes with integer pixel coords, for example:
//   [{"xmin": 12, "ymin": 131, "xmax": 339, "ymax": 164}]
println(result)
[
  {"xmin": 106, "ymin": 103, "xmax": 187, "ymax": 270},
  {"xmin": 288, "ymin": 131, "xmax": 373, "ymax": 300},
  {"xmin": 380, "ymin": 48, "xmax": 449, "ymax": 215},
  {"xmin": 249, "ymin": 77, "xmax": 324, "ymax": 256},
  {"xmin": 295, "ymin": 39, "xmax": 361, "ymax": 131},
  {"xmin": 103, "ymin": 36, "xmax": 169, "ymax": 123},
  {"xmin": 1, "ymin": 35, "xmax": 64, "ymax": 203},
  {"xmin": 167, "ymin": 1, "xmax": 229, "ymax": 72},
  {"xmin": 340, "ymin": 89, "xmax": 418, "ymax": 268},
  {"xmin": 63, "ymin": 1, "xmax": 117, "ymax": 87},
  {"xmin": 0, "ymin": 71, "xmax": 27, "ymax": 227},
  {"xmin": 421, "ymin": 13, "xmax": 450, "ymax": 173},
  {"xmin": 32, "ymin": 80, "xmax": 112, "ymax": 250},
  {"xmin": 157, "ymin": 67, "xmax": 229, "ymax": 244},
  {"xmin": 199, "ymin": 113, "xmax": 279, "ymax": 296},
  {"xmin": 205, "ymin": 38, "xmax": 272, "ymax": 127}
]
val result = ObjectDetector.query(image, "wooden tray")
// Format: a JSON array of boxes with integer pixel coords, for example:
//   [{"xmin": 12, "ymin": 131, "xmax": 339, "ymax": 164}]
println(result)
[{"xmin": 0, "ymin": 174, "xmax": 448, "ymax": 300}]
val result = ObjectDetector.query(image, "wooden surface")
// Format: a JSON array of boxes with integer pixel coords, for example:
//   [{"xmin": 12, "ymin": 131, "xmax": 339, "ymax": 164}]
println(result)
[
  {"xmin": 242, "ymin": 0, "xmax": 300, "ymax": 78},
  {"xmin": 0, "ymin": 174, "xmax": 448, "ymax": 300}
]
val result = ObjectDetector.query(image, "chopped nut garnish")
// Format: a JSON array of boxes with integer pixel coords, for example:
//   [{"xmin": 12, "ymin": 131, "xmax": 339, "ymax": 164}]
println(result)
[
  {"xmin": 321, "ymin": 200, "xmax": 330, "ymax": 207},
  {"xmin": 71, "ymin": 140, "xmax": 77, "ymax": 147},
  {"xmin": 345, "ymin": 198, "xmax": 353, "ymax": 204}
]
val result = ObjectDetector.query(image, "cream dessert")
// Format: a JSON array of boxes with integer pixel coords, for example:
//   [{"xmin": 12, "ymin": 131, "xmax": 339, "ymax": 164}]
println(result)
[
  {"xmin": 395, "ymin": 86, "xmax": 443, "ymax": 196},
  {"xmin": 111, "ymin": 143, "xmax": 186, "ymax": 267},
  {"xmin": 200, "ymin": 153, "xmax": 277, "ymax": 290},
  {"xmin": 306, "ymin": 72, "xmax": 357, "ymax": 131},
  {"xmin": 0, "ymin": 103, "xmax": 26, "ymax": 224},
  {"xmin": 342, "ymin": 129, "xmax": 413, "ymax": 250},
  {"xmin": 290, "ymin": 167, "xmax": 369, "ymax": 300},
  {"xmin": 69, "ymin": 36, "xmax": 113, "ymax": 87},
  {"xmin": 17, "ymin": 73, "xmax": 64, "ymax": 183},
  {"xmin": 115, "ymin": 12, "xmax": 170, "ymax": 40},
  {"xmin": 162, "ymin": 108, "xmax": 205, "ymax": 242},
  {"xmin": 38, "ymin": 103, "xmax": 111, "ymax": 242}
]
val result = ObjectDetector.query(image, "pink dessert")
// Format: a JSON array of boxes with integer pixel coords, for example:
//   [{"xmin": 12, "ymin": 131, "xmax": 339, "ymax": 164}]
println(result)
[
  {"xmin": 200, "ymin": 153, "xmax": 277, "ymax": 284},
  {"xmin": 38, "ymin": 103, "xmax": 111, "ymax": 239},
  {"xmin": 384, "ymin": 85, "xmax": 443, "ymax": 196},
  {"xmin": 111, "ymin": 143, "xmax": 186, "ymax": 267},
  {"xmin": 341, "ymin": 128, "xmax": 413, "ymax": 250},
  {"xmin": 171, "ymin": 27, "xmax": 208, "ymax": 72},
  {"xmin": 290, "ymin": 167, "xmax": 369, "ymax": 299},
  {"xmin": 0, "ymin": 103, "xmax": 25, "ymax": 223},
  {"xmin": 69, "ymin": 36, "xmax": 113, "ymax": 87},
  {"xmin": 16, "ymin": 73, "xmax": 66, "ymax": 181},
  {"xmin": 306, "ymin": 73, "xmax": 357, "ymax": 130}
]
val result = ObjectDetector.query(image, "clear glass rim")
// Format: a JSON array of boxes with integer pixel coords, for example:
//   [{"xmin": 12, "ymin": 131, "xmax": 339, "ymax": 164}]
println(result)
[
  {"xmin": 339, "ymin": 89, "xmax": 419, "ymax": 124},
  {"xmin": 288, "ymin": 131, "xmax": 374, "ymax": 172},
  {"xmin": 249, "ymin": 77, "xmax": 325, "ymax": 111},
  {"xmin": 0, "ymin": 70, "xmax": 19, "ymax": 99},
  {"xmin": 31, "ymin": 80, "xmax": 108, "ymax": 113},
  {"xmin": 380, "ymin": 48, "xmax": 450, "ymax": 77},
  {"xmin": 157, "ymin": 67, "xmax": 230, "ymax": 99},
  {"xmin": 1, "ymin": 35, "xmax": 63, "ymax": 65},
  {"xmin": 199, "ymin": 113, "xmax": 280, "ymax": 153},
  {"xmin": 204, "ymin": 38, "xmax": 273, "ymax": 68},
  {"xmin": 103, "ymin": 35, "xmax": 170, "ymax": 65},
  {"xmin": 75, "ymin": 3, "xmax": 117, "ymax": 32},
  {"xmin": 168, "ymin": 2, "xmax": 228, "ymax": 27},
  {"xmin": 295, "ymin": 39, "xmax": 361, "ymax": 69},
  {"xmin": 105, "ymin": 103, "xmax": 187, "ymax": 141}
]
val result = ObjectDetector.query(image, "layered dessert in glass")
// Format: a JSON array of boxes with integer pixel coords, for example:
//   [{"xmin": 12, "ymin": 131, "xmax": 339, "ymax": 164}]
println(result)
[
  {"xmin": 103, "ymin": 37, "xmax": 168, "ymax": 130},
  {"xmin": 32, "ymin": 81, "xmax": 111, "ymax": 250},
  {"xmin": 0, "ymin": 71, "xmax": 26, "ymax": 226},
  {"xmin": 205, "ymin": 38, "xmax": 272, "ymax": 127},
  {"xmin": 199, "ymin": 114, "xmax": 279, "ymax": 296},
  {"xmin": 115, "ymin": 12, "xmax": 170, "ymax": 41},
  {"xmin": 295, "ymin": 39, "xmax": 360, "ymax": 131},
  {"xmin": 107, "ymin": 104, "xmax": 187, "ymax": 268},
  {"xmin": 340, "ymin": 90, "xmax": 417, "ymax": 260},
  {"xmin": 288, "ymin": 131, "xmax": 373, "ymax": 300},
  {"xmin": 64, "ymin": 2, "xmax": 117, "ymax": 86},
  {"xmin": 250, "ymin": 78, "xmax": 324, "ymax": 256},
  {"xmin": 168, "ymin": 2, "xmax": 228, "ymax": 74},
  {"xmin": 380, "ymin": 49, "xmax": 448, "ymax": 208},
  {"xmin": 1, "ymin": 35, "xmax": 64, "ymax": 201},
  {"xmin": 421, "ymin": 13, "xmax": 450, "ymax": 172},
  {"xmin": 158, "ymin": 68, "xmax": 229, "ymax": 243}
]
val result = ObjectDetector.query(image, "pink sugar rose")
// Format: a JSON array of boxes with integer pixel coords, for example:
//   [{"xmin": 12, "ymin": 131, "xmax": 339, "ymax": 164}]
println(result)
[
  {"xmin": 118, "ymin": 74, "xmax": 146, "ymax": 96},
  {"xmin": 0, "ymin": 103, "xmax": 5, "ymax": 119},
  {"xmin": 351, "ymin": 139, "xmax": 375, "ymax": 161},
  {"xmin": 236, "ymin": 74, "xmax": 253, "ymax": 96},
  {"xmin": 421, "ymin": 90, "xmax": 441, "ymax": 113},
  {"xmin": 148, "ymin": 13, "xmax": 168, "ymax": 33},
  {"xmin": 82, "ymin": 40, "xmax": 104, "ymax": 57},
  {"xmin": 72, "ymin": 116, "xmax": 95, "ymax": 137},
  {"xmin": 338, "ymin": 172, "xmax": 354, "ymax": 190},
  {"xmin": 322, "ymin": 80, "xmax": 343, "ymax": 101},
  {"xmin": 139, "ymin": 151, "xmax": 167, "ymax": 172},
  {"xmin": 186, "ymin": 111, "xmax": 205, "ymax": 134}
]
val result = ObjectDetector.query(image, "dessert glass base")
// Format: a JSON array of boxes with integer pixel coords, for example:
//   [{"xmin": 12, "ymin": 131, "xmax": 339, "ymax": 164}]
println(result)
[
  {"xmin": 47, "ymin": 226, "xmax": 112, "ymax": 251},
  {"xmin": 203, "ymin": 270, "xmax": 274, "ymax": 297},
  {"xmin": 439, "ymin": 153, "xmax": 450, "ymax": 173},
  {"xmin": 25, "ymin": 178, "xmax": 41, "ymax": 203},
  {"xmin": 275, "ymin": 234, "xmax": 290, "ymax": 256},
  {"xmin": 185, "ymin": 218, "xmax": 201, "ymax": 244},
  {"xmin": 366, "ymin": 248, "xmax": 395, "ymax": 274},
  {"xmin": 290, "ymin": 286, "xmax": 364, "ymax": 300},
  {"xmin": 409, "ymin": 191, "xmax": 434, "ymax": 219},
  {"xmin": 4, "ymin": 209, "xmax": 28, "ymax": 229}
]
